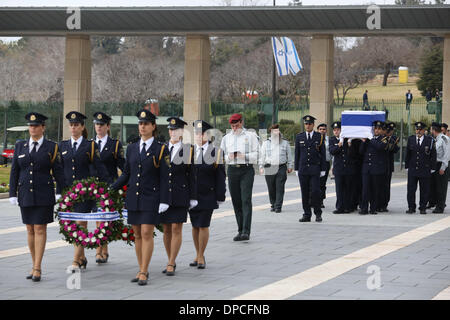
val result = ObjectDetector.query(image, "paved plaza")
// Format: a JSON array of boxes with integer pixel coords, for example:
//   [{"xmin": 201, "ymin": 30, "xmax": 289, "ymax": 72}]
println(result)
[{"xmin": 0, "ymin": 173, "xmax": 450, "ymax": 300}]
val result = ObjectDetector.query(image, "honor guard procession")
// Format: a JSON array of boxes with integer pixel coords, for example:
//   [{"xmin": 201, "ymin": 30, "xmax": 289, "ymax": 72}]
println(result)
[{"xmin": 2, "ymin": 1, "xmax": 450, "ymax": 314}]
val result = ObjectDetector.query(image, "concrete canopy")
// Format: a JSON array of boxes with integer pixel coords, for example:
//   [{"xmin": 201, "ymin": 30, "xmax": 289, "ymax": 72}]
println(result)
[{"xmin": 0, "ymin": 5, "xmax": 450, "ymax": 37}]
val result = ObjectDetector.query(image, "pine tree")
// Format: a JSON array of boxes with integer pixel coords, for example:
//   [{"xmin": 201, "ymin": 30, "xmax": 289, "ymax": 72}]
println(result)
[{"xmin": 416, "ymin": 45, "xmax": 443, "ymax": 97}]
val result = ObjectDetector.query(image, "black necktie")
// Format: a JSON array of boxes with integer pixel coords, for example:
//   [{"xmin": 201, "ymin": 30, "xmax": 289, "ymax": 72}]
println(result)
[
  {"xmin": 31, "ymin": 141, "xmax": 38, "ymax": 154},
  {"xmin": 307, "ymin": 133, "xmax": 311, "ymax": 141},
  {"xmin": 72, "ymin": 141, "xmax": 77, "ymax": 153},
  {"xmin": 417, "ymin": 137, "xmax": 420, "ymax": 146},
  {"xmin": 140, "ymin": 143, "xmax": 147, "ymax": 161},
  {"xmin": 98, "ymin": 140, "xmax": 102, "ymax": 152},
  {"xmin": 170, "ymin": 146, "xmax": 174, "ymax": 159}
]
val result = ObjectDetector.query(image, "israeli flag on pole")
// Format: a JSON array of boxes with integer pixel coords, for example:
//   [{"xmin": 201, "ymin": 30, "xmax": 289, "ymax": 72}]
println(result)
[
  {"xmin": 272, "ymin": 37, "xmax": 289, "ymax": 76},
  {"xmin": 282, "ymin": 37, "xmax": 303, "ymax": 75},
  {"xmin": 272, "ymin": 37, "xmax": 303, "ymax": 76},
  {"xmin": 341, "ymin": 111, "xmax": 386, "ymax": 139}
]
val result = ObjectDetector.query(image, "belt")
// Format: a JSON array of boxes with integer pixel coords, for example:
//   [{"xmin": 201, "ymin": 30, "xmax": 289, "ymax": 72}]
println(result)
[{"xmin": 229, "ymin": 164, "xmax": 252, "ymax": 168}]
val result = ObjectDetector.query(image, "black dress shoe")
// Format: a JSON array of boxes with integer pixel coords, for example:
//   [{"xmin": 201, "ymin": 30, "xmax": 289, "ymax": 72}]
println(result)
[
  {"xmin": 198, "ymin": 257, "xmax": 206, "ymax": 269},
  {"xmin": 166, "ymin": 264, "xmax": 176, "ymax": 276},
  {"xmin": 333, "ymin": 210, "xmax": 345, "ymax": 214},
  {"xmin": 379, "ymin": 208, "xmax": 389, "ymax": 212},
  {"xmin": 426, "ymin": 204, "xmax": 435, "ymax": 209},
  {"xmin": 32, "ymin": 269, "xmax": 41, "ymax": 282},
  {"xmin": 405, "ymin": 209, "xmax": 415, "ymax": 214},
  {"xmin": 344, "ymin": 209, "xmax": 352, "ymax": 213},
  {"xmin": 26, "ymin": 269, "xmax": 34, "ymax": 280},
  {"xmin": 240, "ymin": 234, "xmax": 250, "ymax": 241},
  {"xmin": 270, "ymin": 207, "xmax": 275, "ymax": 212},
  {"xmin": 299, "ymin": 217, "xmax": 311, "ymax": 222},
  {"xmin": 162, "ymin": 263, "xmax": 176, "ymax": 274},
  {"xmin": 275, "ymin": 208, "xmax": 281, "ymax": 213},
  {"xmin": 233, "ymin": 233, "xmax": 242, "ymax": 241},
  {"xmin": 131, "ymin": 271, "xmax": 140, "ymax": 283},
  {"xmin": 137, "ymin": 272, "xmax": 149, "ymax": 286},
  {"xmin": 359, "ymin": 210, "xmax": 368, "ymax": 215},
  {"xmin": 189, "ymin": 261, "xmax": 198, "ymax": 267},
  {"xmin": 420, "ymin": 209, "xmax": 427, "ymax": 214},
  {"xmin": 315, "ymin": 216, "xmax": 323, "ymax": 222},
  {"xmin": 369, "ymin": 211, "xmax": 377, "ymax": 215}
]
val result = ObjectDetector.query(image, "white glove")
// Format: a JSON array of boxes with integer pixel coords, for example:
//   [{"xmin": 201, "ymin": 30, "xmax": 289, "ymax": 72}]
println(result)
[
  {"xmin": 431, "ymin": 170, "xmax": 436, "ymax": 174},
  {"xmin": 55, "ymin": 194, "xmax": 62, "ymax": 201},
  {"xmin": 295, "ymin": 171, "xmax": 298, "ymax": 177},
  {"xmin": 320, "ymin": 171, "xmax": 326, "ymax": 177},
  {"xmin": 158, "ymin": 203, "xmax": 169, "ymax": 214},
  {"xmin": 189, "ymin": 200, "xmax": 198, "ymax": 210},
  {"xmin": 217, "ymin": 201, "xmax": 225, "ymax": 207},
  {"xmin": 9, "ymin": 197, "xmax": 18, "ymax": 206}
]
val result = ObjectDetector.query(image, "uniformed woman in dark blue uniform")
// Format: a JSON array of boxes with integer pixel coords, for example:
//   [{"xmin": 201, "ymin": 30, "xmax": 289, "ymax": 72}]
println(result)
[
  {"xmin": 160, "ymin": 117, "xmax": 197, "ymax": 276},
  {"xmin": 92, "ymin": 111, "xmax": 125, "ymax": 264},
  {"xmin": 59, "ymin": 111, "xmax": 110, "ymax": 272},
  {"xmin": 111, "ymin": 110, "xmax": 169, "ymax": 286},
  {"xmin": 9, "ymin": 112, "xmax": 65, "ymax": 282},
  {"xmin": 188, "ymin": 120, "xmax": 226, "ymax": 269}
]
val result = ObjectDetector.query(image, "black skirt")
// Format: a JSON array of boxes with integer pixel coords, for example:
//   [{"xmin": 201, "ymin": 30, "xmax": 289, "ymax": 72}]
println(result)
[
  {"xmin": 20, "ymin": 206, "xmax": 54, "ymax": 225},
  {"xmin": 160, "ymin": 206, "xmax": 188, "ymax": 224},
  {"xmin": 127, "ymin": 210, "xmax": 160, "ymax": 225},
  {"xmin": 188, "ymin": 209, "xmax": 213, "ymax": 228}
]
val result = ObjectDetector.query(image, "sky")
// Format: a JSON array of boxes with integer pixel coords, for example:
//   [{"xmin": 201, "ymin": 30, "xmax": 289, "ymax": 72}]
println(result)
[{"xmin": 0, "ymin": 0, "xmax": 418, "ymax": 43}]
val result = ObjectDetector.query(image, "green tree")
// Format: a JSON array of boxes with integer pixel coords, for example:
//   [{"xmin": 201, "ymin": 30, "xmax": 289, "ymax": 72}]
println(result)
[{"xmin": 416, "ymin": 45, "xmax": 443, "ymax": 97}]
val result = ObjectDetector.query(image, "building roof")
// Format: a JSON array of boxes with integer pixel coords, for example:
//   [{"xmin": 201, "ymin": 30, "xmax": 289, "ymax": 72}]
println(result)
[{"xmin": 0, "ymin": 5, "xmax": 449, "ymax": 37}]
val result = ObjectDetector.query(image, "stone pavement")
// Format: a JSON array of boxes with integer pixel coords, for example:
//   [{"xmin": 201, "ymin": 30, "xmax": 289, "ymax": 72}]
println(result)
[{"xmin": 0, "ymin": 173, "xmax": 449, "ymax": 300}]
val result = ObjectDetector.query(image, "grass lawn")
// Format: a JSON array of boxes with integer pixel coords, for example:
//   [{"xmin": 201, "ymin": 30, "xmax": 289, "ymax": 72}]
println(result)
[
  {"xmin": 344, "ymin": 74, "xmax": 426, "ymax": 102},
  {"xmin": 0, "ymin": 166, "xmax": 11, "ymax": 185}
]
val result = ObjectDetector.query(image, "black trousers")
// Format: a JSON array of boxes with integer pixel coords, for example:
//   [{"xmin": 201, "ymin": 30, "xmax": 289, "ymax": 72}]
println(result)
[
  {"xmin": 361, "ymin": 173, "xmax": 384, "ymax": 211},
  {"xmin": 430, "ymin": 166, "xmax": 449, "ymax": 210},
  {"xmin": 407, "ymin": 173, "xmax": 430, "ymax": 210},
  {"xmin": 299, "ymin": 173, "xmax": 321, "ymax": 217},
  {"xmin": 334, "ymin": 174, "xmax": 355, "ymax": 211},
  {"xmin": 319, "ymin": 161, "xmax": 331, "ymax": 204},
  {"xmin": 264, "ymin": 164, "xmax": 288, "ymax": 210}
]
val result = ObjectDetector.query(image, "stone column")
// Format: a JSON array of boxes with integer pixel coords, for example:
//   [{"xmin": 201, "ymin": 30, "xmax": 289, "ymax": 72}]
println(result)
[
  {"xmin": 309, "ymin": 35, "xmax": 334, "ymax": 127},
  {"xmin": 63, "ymin": 35, "xmax": 91, "ymax": 139},
  {"xmin": 442, "ymin": 35, "xmax": 450, "ymax": 126},
  {"xmin": 183, "ymin": 35, "xmax": 210, "ymax": 136}
]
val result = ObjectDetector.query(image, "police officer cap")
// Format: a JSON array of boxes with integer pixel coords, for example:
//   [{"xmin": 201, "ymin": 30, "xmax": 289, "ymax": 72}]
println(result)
[
  {"xmin": 442, "ymin": 123, "xmax": 448, "ymax": 129},
  {"xmin": 193, "ymin": 120, "xmax": 213, "ymax": 133},
  {"xmin": 332, "ymin": 121, "xmax": 341, "ymax": 129},
  {"xmin": 65, "ymin": 111, "xmax": 87, "ymax": 124},
  {"xmin": 303, "ymin": 115, "xmax": 316, "ymax": 124},
  {"xmin": 373, "ymin": 120, "xmax": 384, "ymax": 128},
  {"xmin": 317, "ymin": 123, "xmax": 327, "ymax": 129},
  {"xmin": 93, "ymin": 112, "xmax": 112, "ymax": 125},
  {"xmin": 136, "ymin": 109, "xmax": 157, "ymax": 123},
  {"xmin": 167, "ymin": 117, "xmax": 188, "ymax": 129},
  {"xmin": 431, "ymin": 122, "xmax": 442, "ymax": 130},
  {"xmin": 387, "ymin": 122, "xmax": 396, "ymax": 131},
  {"xmin": 414, "ymin": 122, "xmax": 426, "ymax": 130},
  {"xmin": 25, "ymin": 112, "xmax": 48, "ymax": 125}
]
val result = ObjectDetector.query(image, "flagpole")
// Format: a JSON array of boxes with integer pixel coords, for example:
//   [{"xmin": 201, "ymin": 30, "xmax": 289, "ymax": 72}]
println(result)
[{"xmin": 272, "ymin": 0, "xmax": 277, "ymax": 125}]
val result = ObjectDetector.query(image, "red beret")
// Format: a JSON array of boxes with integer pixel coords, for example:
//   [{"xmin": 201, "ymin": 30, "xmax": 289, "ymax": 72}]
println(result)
[{"xmin": 229, "ymin": 113, "xmax": 242, "ymax": 124}]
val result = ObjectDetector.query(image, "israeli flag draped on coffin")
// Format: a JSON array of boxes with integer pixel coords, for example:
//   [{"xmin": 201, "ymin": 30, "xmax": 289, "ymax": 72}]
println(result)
[{"xmin": 340, "ymin": 111, "xmax": 386, "ymax": 139}]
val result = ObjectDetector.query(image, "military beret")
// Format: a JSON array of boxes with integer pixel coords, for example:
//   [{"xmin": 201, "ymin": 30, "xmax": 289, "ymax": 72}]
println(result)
[
  {"xmin": 65, "ymin": 111, "xmax": 87, "ymax": 124},
  {"xmin": 25, "ymin": 112, "xmax": 48, "ymax": 125},
  {"xmin": 229, "ymin": 113, "xmax": 242, "ymax": 124},
  {"xmin": 167, "ymin": 117, "xmax": 188, "ymax": 129}
]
